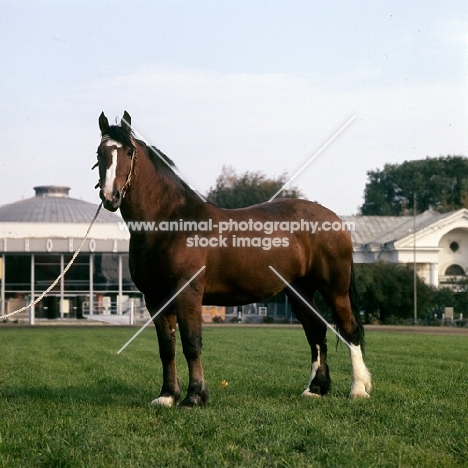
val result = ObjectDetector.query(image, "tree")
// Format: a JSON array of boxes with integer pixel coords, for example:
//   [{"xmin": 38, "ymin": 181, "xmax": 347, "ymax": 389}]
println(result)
[
  {"xmin": 360, "ymin": 156, "xmax": 468, "ymax": 215},
  {"xmin": 206, "ymin": 166, "xmax": 304, "ymax": 208},
  {"xmin": 354, "ymin": 262, "xmax": 433, "ymax": 323}
]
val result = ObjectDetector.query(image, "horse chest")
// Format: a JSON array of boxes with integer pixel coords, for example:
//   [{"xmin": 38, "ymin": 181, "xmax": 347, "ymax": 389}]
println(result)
[{"xmin": 128, "ymin": 238, "xmax": 182, "ymax": 289}]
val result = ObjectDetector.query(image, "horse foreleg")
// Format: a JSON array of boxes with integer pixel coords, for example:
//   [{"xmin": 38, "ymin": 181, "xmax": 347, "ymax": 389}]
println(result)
[
  {"xmin": 151, "ymin": 310, "xmax": 181, "ymax": 408},
  {"xmin": 302, "ymin": 325, "xmax": 331, "ymax": 398},
  {"xmin": 176, "ymin": 293, "xmax": 209, "ymax": 408},
  {"xmin": 288, "ymin": 290, "xmax": 331, "ymax": 398}
]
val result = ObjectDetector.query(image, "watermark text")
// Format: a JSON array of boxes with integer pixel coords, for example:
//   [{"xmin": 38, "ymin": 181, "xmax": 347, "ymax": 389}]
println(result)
[
  {"xmin": 118, "ymin": 218, "xmax": 355, "ymax": 251},
  {"xmin": 118, "ymin": 218, "xmax": 355, "ymax": 235}
]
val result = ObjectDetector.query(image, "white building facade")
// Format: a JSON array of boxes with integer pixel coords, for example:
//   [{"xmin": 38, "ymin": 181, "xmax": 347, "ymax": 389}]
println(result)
[{"xmin": 344, "ymin": 209, "xmax": 468, "ymax": 288}]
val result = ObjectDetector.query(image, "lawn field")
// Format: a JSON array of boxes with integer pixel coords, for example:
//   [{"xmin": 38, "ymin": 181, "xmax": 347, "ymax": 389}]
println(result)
[{"xmin": 0, "ymin": 326, "xmax": 467, "ymax": 467}]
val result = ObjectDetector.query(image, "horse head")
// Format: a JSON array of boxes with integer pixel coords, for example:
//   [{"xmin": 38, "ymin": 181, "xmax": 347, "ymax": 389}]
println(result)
[{"xmin": 96, "ymin": 111, "xmax": 137, "ymax": 212}]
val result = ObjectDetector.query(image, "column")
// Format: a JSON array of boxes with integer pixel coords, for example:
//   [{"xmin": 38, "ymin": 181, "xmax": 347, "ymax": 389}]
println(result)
[
  {"xmin": 117, "ymin": 254, "xmax": 123, "ymax": 315},
  {"xmin": 1, "ymin": 254, "xmax": 5, "ymax": 316},
  {"xmin": 89, "ymin": 253, "xmax": 94, "ymax": 315},
  {"xmin": 60, "ymin": 254, "xmax": 64, "ymax": 319},
  {"xmin": 429, "ymin": 263, "xmax": 439, "ymax": 288},
  {"xmin": 30, "ymin": 254, "xmax": 35, "ymax": 326}
]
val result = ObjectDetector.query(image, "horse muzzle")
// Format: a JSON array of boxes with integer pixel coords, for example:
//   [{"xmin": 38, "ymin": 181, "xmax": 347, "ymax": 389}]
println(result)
[{"xmin": 100, "ymin": 188, "xmax": 122, "ymax": 212}]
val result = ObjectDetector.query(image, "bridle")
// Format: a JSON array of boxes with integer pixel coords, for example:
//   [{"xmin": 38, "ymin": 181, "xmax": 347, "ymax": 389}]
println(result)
[{"xmin": 93, "ymin": 134, "xmax": 138, "ymax": 199}]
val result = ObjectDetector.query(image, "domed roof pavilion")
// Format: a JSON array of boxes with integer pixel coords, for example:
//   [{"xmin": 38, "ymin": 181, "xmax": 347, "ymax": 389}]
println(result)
[{"xmin": 0, "ymin": 186, "xmax": 136, "ymax": 324}]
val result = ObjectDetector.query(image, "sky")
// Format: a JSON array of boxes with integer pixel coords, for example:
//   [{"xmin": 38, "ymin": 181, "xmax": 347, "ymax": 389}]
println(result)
[{"xmin": 1, "ymin": 0, "xmax": 467, "ymax": 215}]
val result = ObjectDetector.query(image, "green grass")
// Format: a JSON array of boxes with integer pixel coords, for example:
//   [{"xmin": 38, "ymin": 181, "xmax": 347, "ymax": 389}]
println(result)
[{"xmin": 0, "ymin": 326, "xmax": 467, "ymax": 467}]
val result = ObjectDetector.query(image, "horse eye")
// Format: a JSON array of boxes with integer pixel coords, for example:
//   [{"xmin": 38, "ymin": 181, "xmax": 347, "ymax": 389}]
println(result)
[{"xmin": 127, "ymin": 149, "xmax": 133, "ymax": 157}]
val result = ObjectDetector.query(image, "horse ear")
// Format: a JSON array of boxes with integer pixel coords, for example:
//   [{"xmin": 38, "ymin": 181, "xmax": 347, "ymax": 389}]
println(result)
[
  {"xmin": 121, "ymin": 111, "xmax": 131, "ymax": 133},
  {"xmin": 99, "ymin": 112, "xmax": 109, "ymax": 135}
]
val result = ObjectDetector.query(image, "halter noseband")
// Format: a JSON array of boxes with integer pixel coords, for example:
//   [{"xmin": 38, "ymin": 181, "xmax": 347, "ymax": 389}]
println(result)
[{"xmin": 95, "ymin": 134, "xmax": 138, "ymax": 198}]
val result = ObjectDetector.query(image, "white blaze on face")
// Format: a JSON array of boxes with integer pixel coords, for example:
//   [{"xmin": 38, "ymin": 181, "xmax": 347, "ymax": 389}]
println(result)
[{"xmin": 102, "ymin": 139, "xmax": 122, "ymax": 200}]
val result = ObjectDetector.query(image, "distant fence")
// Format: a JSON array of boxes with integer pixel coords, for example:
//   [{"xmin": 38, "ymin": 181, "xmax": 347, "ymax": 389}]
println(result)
[
  {"xmin": 222, "ymin": 303, "xmax": 295, "ymax": 324},
  {"xmin": 83, "ymin": 298, "xmax": 149, "ymax": 325},
  {"xmin": 1, "ymin": 296, "xmax": 297, "ymax": 326}
]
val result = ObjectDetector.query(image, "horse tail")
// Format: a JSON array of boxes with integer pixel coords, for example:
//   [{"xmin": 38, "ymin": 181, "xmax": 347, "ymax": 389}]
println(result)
[{"xmin": 348, "ymin": 260, "xmax": 365, "ymax": 353}]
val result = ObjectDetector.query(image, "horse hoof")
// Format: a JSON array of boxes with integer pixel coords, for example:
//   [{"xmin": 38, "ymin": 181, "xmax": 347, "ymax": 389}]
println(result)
[
  {"xmin": 349, "ymin": 391, "xmax": 370, "ymax": 399},
  {"xmin": 350, "ymin": 373, "xmax": 372, "ymax": 399},
  {"xmin": 179, "ymin": 391, "xmax": 209, "ymax": 408},
  {"xmin": 151, "ymin": 396, "xmax": 176, "ymax": 408},
  {"xmin": 179, "ymin": 396, "xmax": 207, "ymax": 408},
  {"xmin": 302, "ymin": 389, "xmax": 321, "ymax": 399}
]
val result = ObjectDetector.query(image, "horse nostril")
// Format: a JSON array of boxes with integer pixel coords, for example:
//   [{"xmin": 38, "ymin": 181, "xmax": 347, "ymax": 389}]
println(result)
[{"xmin": 113, "ymin": 189, "xmax": 121, "ymax": 201}]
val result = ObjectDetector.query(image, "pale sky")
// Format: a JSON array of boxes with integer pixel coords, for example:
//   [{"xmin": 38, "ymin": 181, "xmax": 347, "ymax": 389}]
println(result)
[{"xmin": 1, "ymin": 1, "xmax": 467, "ymax": 215}]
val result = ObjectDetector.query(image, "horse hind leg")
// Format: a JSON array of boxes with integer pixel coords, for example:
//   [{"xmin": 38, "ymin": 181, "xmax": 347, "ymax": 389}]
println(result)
[
  {"xmin": 349, "ymin": 341, "xmax": 371, "ymax": 399},
  {"xmin": 327, "ymin": 292, "xmax": 371, "ymax": 399},
  {"xmin": 287, "ymin": 288, "xmax": 331, "ymax": 398}
]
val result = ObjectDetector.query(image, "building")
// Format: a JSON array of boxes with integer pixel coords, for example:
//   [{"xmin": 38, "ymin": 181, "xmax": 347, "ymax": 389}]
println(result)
[
  {"xmin": 342, "ymin": 209, "xmax": 468, "ymax": 288},
  {"xmin": 0, "ymin": 186, "xmax": 139, "ymax": 323}
]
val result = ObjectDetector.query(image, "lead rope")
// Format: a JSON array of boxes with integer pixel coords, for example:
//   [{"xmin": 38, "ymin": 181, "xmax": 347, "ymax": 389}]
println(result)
[{"xmin": 1, "ymin": 203, "xmax": 103, "ymax": 320}]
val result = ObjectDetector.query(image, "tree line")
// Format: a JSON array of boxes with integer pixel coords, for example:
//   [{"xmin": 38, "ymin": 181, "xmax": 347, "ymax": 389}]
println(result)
[{"xmin": 360, "ymin": 155, "xmax": 468, "ymax": 215}]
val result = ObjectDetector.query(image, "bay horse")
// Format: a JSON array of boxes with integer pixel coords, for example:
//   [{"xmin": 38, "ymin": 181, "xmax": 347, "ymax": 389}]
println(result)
[{"xmin": 95, "ymin": 111, "xmax": 371, "ymax": 407}]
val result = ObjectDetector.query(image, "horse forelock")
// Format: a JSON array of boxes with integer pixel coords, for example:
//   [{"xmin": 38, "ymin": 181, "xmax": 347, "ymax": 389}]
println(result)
[{"xmin": 105, "ymin": 125, "xmax": 136, "ymax": 149}]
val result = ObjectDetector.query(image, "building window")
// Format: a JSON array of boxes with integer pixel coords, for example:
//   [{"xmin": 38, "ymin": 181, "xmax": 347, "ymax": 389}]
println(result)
[
  {"xmin": 93, "ymin": 254, "xmax": 137, "ymax": 292},
  {"xmin": 4, "ymin": 255, "xmax": 31, "ymax": 292},
  {"xmin": 445, "ymin": 264, "xmax": 465, "ymax": 276},
  {"xmin": 449, "ymin": 241, "xmax": 460, "ymax": 252},
  {"xmin": 93, "ymin": 254, "xmax": 119, "ymax": 292},
  {"xmin": 35, "ymin": 254, "xmax": 61, "ymax": 292},
  {"xmin": 64, "ymin": 254, "xmax": 90, "ymax": 292}
]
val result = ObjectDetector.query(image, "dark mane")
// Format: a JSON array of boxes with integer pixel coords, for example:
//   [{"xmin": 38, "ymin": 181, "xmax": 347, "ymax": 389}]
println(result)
[
  {"xmin": 143, "ymin": 143, "xmax": 195, "ymax": 197},
  {"xmin": 147, "ymin": 145, "xmax": 177, "ymax": 169},
  {"xmin": 106, "ymin": 125, "xmax": 198, "ymax": 199}
]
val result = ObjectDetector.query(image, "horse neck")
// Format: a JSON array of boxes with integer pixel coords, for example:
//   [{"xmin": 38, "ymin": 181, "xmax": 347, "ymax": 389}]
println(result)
[{"xmin": 120, "ymin": 144, "xmax": 204, "ymax": 222}]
